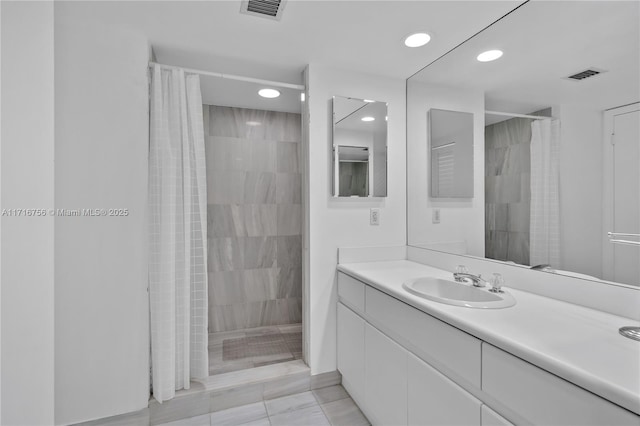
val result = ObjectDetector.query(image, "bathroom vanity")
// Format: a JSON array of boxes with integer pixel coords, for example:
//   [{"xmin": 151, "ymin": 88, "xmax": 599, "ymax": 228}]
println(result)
[{"xmin": 336, "ymin": 260, "xmax": 640, "ymax": 426}]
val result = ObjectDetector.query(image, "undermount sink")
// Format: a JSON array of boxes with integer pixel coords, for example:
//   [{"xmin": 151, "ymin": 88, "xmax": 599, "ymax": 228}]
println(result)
[{"xmin": 402, "ymin": 277, "xmax": 516, "ymax": 309}]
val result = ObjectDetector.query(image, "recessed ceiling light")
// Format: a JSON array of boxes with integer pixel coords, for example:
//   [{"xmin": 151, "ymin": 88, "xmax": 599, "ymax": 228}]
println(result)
[
  {"xmin": 258, "ymin": 88, "xmax": 280, "ymax": 98},
  {"xmin": 361, "ymin": 116, "xmax": 375, "ymax": 122},
  {"xmin": 246, "ymin": 121, "xmax": 262, "ymax": 126},
  {"xmin": 477, "ymin": 50, "xmax": 503, "ymax": 62},
  {"xmin": 300, "ymin": 93, "xmax": 306, "ymax": 102},
  {"xmin": 404, "ymin": 32, "xmax": 431, "ymax": 48},
  {"xmin": 363, "ymin": 99, "xmax": 375, "ymax": 103}
]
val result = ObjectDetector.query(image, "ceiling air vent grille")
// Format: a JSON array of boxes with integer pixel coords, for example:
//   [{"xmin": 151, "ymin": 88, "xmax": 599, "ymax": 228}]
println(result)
[
  {"xmin": 240, "ymin": 0, "xmax": 287, "ymax": 20},
  {"xmin": 565, "ymin": 68, "xmax": 607, "ymax": 81}
]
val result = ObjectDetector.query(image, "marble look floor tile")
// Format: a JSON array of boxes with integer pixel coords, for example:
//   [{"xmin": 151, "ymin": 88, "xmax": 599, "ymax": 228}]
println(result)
[
  {"xmin": 309, "ymin": 371, "xmax": 341, "ymax": 391},
  {"xmin": 237, "ymin": 418, "xmax": 271, "ymax": 426},
  {"xmin": 149, "ymin": 392, "xmax": 211, "ymax": 425},
  {"xmin": 265, "ymin": 391, "xmax": 317, "ymax": 416},
  {"xmin": 209, "ymin": 401, "xmax": 267, "ymax": 426},
  {"xmin": 311, "ymin": 386, "xmax": 348, "ymax": 405},
  {"xmin": 209, "ymin": 383, "xmax": 265, "ymax": 413},
  {"xmin": 320, "ymin": 398, "xmax": 370, "ymax": 426},
  {"xmin": 263, "ymin": 371, "xmax": 311, "ymax": 400},
  {"xmin": 80, "ymin": 408, "xmax": 149, "ymax": 426},
  {"xmin": 156, "ymin": 413, "xmax": 210, "ymax": 426},
  {"xmin": 269, "ymin": 405, "xmax": 329, "ymax": 426}
]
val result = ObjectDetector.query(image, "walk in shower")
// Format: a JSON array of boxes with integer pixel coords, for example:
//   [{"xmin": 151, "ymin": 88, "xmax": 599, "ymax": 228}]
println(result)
[{"xmin": 204, "ymin": 104, "xmax": 303, "ymax": 375}]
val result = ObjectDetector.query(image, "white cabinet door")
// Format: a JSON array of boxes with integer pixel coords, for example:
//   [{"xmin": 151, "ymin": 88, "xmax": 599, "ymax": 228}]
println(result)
[
  {"xmin": 365, "ymin": 323, "xmax": 408, "ymax": 426},
  {"xmin": 337, "ymin": 302, "xmax": 365, "ymax": 403},
  {"xmin": 481, "ymin": 405, "xmax": 513, "ymax": 426},
  {"xmin": 482, "ymin": 343, "xmax": 640, "ymax": 425},
  {"xmin": 408, "ymin": 353, "xmax": 481, "ymax": 426}
]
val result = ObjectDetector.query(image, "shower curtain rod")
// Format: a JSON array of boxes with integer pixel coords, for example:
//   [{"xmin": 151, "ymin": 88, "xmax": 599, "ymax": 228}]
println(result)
[
  {"xmin": 485, "ymin": 110, "xmax": 555, "ymax": 120},
  {"xmin": 148, "ymin": 62, "xmax": 305, "ymax": 91}
]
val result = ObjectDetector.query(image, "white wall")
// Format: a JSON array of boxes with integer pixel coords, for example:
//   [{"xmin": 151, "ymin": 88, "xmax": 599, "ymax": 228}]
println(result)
[
  {"xmin": 407, "ymin": 81, "xmax": 485, "ymax": 256},
  {"xmin": 305, "ymin": 64, "xmax": 406, "ymax": 375},
  {"xmin": 0, "ymin": 2, "xmax": 56, "ymax": 425},
  {"xmin": 556, "ymin": 105, "xmax": 603, "ymax": 278},
  {"xmin": 53, "ymin": 11, "xmax": 150, "ymax": 425}
]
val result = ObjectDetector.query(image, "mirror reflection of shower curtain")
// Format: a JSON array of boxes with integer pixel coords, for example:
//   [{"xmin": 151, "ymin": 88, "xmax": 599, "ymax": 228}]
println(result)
[
  {"xmin": 149, "ymin": 65, "xmax": 209, "ymax": 402},
  {"xmin": 339, "ymin": 161, "xmax": 369, "ymax": 196},
  {"xmin": 530, "ymin": 119, "xmax": 561, "ymax": 267}
]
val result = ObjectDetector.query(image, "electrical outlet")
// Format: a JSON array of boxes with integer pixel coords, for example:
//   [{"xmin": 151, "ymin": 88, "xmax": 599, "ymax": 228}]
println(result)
[
  {"xmin": 432, "ymin": 209, "xmax": 441, "ymax": 224},
  {"xmin": 370, "ymin": 208, "xmax": 380, "ymax": 226}
]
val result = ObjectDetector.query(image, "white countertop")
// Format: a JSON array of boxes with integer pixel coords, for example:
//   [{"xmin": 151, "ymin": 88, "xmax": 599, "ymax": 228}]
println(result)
[{"xmin": 337, "ymin": 260, "xmax": 640, "ymax": 415}]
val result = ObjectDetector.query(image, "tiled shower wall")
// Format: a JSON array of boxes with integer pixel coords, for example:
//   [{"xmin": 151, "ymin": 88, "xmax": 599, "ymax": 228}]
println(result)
[
  {"xmin": 204, "ymin": 105, "xmax": 302, "ymax": 333},
  {"xmin": 484, "ymin": 108, "xmax": 550, "ymax": 266}
]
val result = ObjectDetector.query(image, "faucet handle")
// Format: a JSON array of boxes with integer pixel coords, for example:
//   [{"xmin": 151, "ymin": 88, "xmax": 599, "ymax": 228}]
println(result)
[
  {"xmin": 455, "ymin": 265, "xmax": 468, "ymax": 274},
  {"xmin": 489, "ymin": 273, "xmax": 504, "ymax": 293}
]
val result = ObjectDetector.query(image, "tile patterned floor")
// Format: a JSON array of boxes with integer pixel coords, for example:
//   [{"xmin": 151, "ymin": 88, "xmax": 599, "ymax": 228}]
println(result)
[
  {"xmin": 157, "ymin": 385, "xmax": 370, "ymax": 426},
  {"xmin": 210, "ymin": 324, "xmax": 302, "ymax": 375}
]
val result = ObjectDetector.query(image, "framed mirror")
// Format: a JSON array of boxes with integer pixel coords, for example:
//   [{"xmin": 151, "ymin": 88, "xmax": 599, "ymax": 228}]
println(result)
[
  {"xmin": 332, "ymin": 96, "xmax": 388, "ymax": 197},
  {"xmin": 429, "ymin": 109, "xmax": 474, "ymax": 198},
  {"xmin": 407, "ymin": 1, "xmax": 640, "ymax": 287}
]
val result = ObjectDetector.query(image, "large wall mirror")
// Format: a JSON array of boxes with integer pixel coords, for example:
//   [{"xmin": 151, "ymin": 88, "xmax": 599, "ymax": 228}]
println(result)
[
  {"xmin": 407, "ymin": 1, "xmax": 640, "ymax": 287},
  {"xmin": 332, "ymin": 96, "xmax": 388, "ymax": 197}
]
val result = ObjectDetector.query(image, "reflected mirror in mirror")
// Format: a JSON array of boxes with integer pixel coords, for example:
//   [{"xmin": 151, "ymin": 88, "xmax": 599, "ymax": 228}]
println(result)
[
  {"xmin": 338, "ymin": 146, "xmax": 370, "ymax": 196},
  {"xmin": 429, "ymin": 109, "xmax": 474, "ymax": 198},
  {"xmin": 332, "ymin": 96, "xmax": 388, "ymax": 197},
  {"xmin": 407, "ymin": 1, "xmax": 639, "ymax": 287}
]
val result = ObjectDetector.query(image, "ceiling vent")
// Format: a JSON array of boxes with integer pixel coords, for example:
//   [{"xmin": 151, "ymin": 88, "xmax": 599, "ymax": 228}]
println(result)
[
  {"xmin": 240, "ymin": 0, "xmax": 287, "ymax": 20},
  {"xmin": 564, "ymin": 67, "xmax": 607, "ymax": 81}
]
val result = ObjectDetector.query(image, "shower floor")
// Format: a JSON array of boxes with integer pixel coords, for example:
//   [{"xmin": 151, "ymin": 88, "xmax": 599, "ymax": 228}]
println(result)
[{"xmin": 208, "ymin": 323, "xmax": 302, "ymax": 375}]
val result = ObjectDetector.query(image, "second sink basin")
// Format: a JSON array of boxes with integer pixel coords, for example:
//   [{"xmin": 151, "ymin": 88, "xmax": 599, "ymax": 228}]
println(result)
[{"xmin": 402, "ymin": 277, "xmax": 516, "ymax": 309}]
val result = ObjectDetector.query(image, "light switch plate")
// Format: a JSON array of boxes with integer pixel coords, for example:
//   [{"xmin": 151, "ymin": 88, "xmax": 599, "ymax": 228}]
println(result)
[
  {"xmin": 432, "ymin": 209, "xmax": 441, "ymax": 224},
  {"xmin": 370, "ymin": 208, "xmax": 380, "ymax": 226}
]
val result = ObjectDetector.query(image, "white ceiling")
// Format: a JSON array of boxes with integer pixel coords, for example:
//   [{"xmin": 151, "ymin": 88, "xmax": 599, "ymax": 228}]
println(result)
[
  {"xmin": 56, "ymin": 1, "xmax": 522, "ymax": 113},
  {"xmin": 410, "ymin": 0, "xmax": 640, "ymax": 120}
]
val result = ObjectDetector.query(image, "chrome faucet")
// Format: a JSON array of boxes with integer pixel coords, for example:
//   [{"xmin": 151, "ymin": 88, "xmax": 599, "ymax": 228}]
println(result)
[{"xmin": 453, "ymin": 272, "xmax": 488, "ymax": 287}]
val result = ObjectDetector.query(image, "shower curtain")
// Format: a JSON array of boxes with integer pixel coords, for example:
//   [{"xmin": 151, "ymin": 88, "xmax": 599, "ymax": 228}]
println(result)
[
  {"xmin": 149, "ymin": 64, "xmax": 208, "ymax": 403},
  {"xmin": 530, "ymin": 119, "xmax": 561, "ymax": 267}
]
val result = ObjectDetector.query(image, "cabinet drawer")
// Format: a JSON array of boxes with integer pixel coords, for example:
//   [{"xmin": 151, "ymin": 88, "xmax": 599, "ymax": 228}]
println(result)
[
  {"xmin": 338, "ymin": 272, "xmax": 365, "ymax": 313},
  {"xmin": 366, "ymin": 286, "xmax": 481, "ymax": 387},
  {"xmin": 482, "ymin": 343, "xmax": 640, "ymax": 426}
]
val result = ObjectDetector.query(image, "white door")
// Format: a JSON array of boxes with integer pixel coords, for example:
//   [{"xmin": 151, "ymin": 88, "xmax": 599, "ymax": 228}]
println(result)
[{"xmin": 603, "ymin": 104, "xmax": 640, "ymax": 285}]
